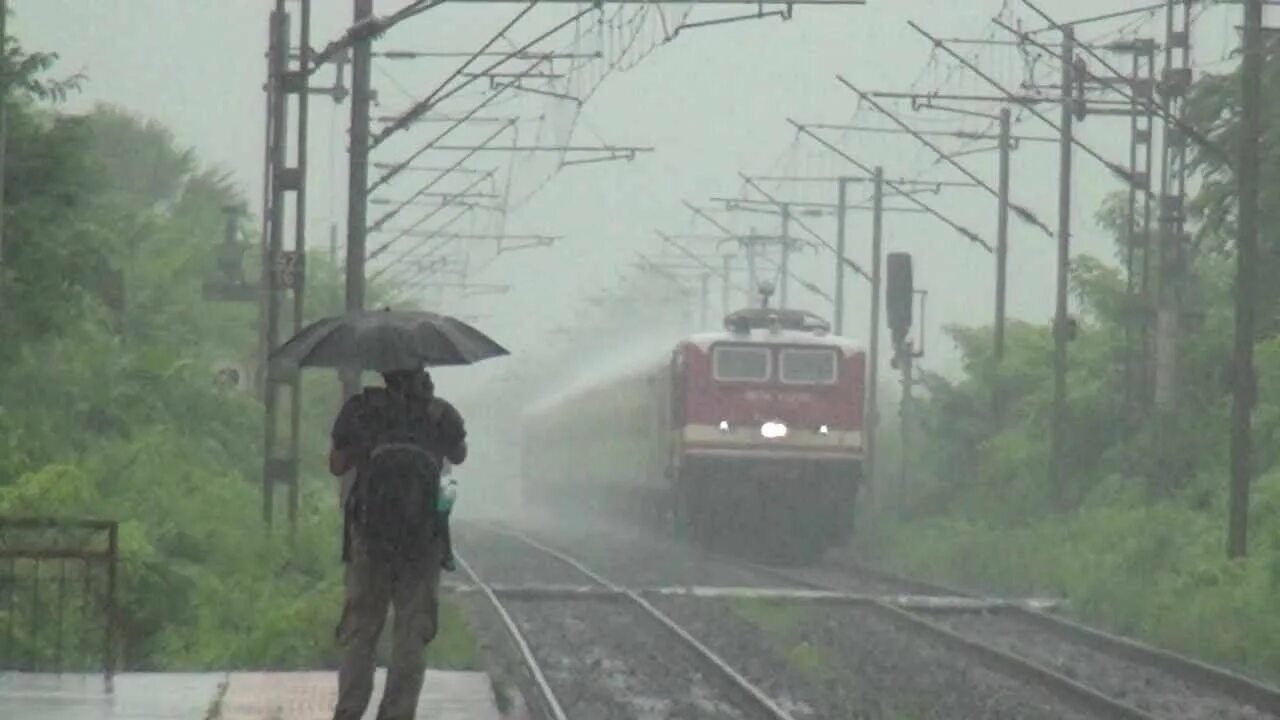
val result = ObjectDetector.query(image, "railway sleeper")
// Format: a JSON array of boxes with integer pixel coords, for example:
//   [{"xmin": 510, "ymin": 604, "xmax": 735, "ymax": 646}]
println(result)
[{"xmin": 443, "ymin": 580, "xmax": 1063, "ymax": 612}]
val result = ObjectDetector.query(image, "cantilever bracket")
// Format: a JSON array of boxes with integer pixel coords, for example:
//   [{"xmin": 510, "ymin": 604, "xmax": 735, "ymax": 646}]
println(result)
[
  {"xmin": 496, "ymin": 77, "xmax": 582, "ymax": 105},
  {"xmin": 560, "ymin": 150, "xmax": 638, "ymax": 168},
  {"xmin": 947, "ymin": 144, "xmax": 1002, "ymax": 160},
  {"xmin": 497, "ymin": 237, "xmax": 558, "ymax": 254},
  {"xmin": 670, "ymin": 3, "xmax": 792, "ymax": 41}
]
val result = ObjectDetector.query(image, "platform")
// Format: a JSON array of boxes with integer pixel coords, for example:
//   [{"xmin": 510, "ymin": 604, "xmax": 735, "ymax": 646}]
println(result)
[{"xmin": 0, "ymin": 669, "xmax": 504, "ymax": 719}]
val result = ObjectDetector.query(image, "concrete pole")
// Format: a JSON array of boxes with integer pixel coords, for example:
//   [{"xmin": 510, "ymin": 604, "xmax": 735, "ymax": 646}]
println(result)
[
  {"xmin": 721, "ymin": 254, "xmax": 732, "ymax": 318},
  {"xmin": 343, "ymin": 0, "xmax": 374, "ymax": 400},
  {"xmin": 995, "ymin": 109, "xmax": 1011, "ymax": 366},
  {"xmin": 0, "ymin": 0, "xmax": 8, "ymax": 272},
  {"xmin": 261, "ymin": 3, "xmax": 290, "ymax": 529},
  {"xmin": 994, "ymin": 108, "xmax": 1011, "ymax": 419},
  {"xmin": 866, "ymin": 167, "xmax": 884, "ymax": 487},
  {"xmin": 1228, "ymin": 0, "xmax": 1263, "ymax": 559},
  {"xmin": 286, "ymin": 0, "xmax": 313, "ymax": 537},
  {"xmin": 834, "ymin": 178, "xmax": 849, "ymax": 334},
  {"xmin": 1050, "ymin": 27, "xmax": 1075, "ymax": 510},
  {"xmin": 779, "ymin": 204, "xmax": 791, "ymax": 309},
  {"xmin": 699, "ymin": 273, "xmax": 710, "ymax": 329},
  {"xmin": 1123, "ymin": 51, "xmax": 1141, "ymax": 421}
]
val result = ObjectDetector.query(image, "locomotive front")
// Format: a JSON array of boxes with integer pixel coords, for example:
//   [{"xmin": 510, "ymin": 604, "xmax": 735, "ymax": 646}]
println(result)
[{"xmin": 669, "ymin": 307, "xmax": 866, "ymax": 561}]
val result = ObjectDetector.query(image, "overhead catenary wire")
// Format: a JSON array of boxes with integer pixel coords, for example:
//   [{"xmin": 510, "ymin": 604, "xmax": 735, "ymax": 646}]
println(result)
[
  {"xmin": 757, "ymin": 253, "xmax": 833, "ymax": 303},
  {"xmin": 1022, "ymin": 0, "xmax": 1182, "ymax": 36},
  {"xmin": 1008, "ymin": 1, "xmax": 1231, "ymax": 168},
  {"xmin": 375, "ymin": 16, "xmax": 647, "ymax": 213},
  {"xmin": 737, "ymin": 173, "xmax": 872, "ymax": 280},
  {"xmin": 654, "ymin": 230, "xmax": 727, "ymax": 276},
  {"xmin": 369, "ymin": 169, "xmax": 497, "ymax": 262},
  {"xmin": 371, "ymin": 205, "xmax": 478, "ymax": 283},
  {"xmin": 839, "ymin": 77, "xmax": 1054, "ymax": 238},
  {"xmin": 368, "ymin": 121, "xmax": 514, "ymax": 234},
  {"xmin": 787, "ymin": 119, "xmax": 992, "ymax": 252},
  {"xmin": 908, "ymin": 20, "xmax": 1142, "ymax": 191},
  {"xmin": 378, "ymin": 228, "xmax": 489, "ymax": 289},
  {"xmin": 386, "ymin": 0, "xmax": 449, "ymax": 26},
  {"xmin": 679, "ymin": 199, "xmax": 832, "ymax": 304},
  {"xmin": 372, "ymin": 1, "xmax": 569, "ymax": 148},
  {"xmin": 796, "ymin": 34, "xmax": 1044, "ymax": 207},
  {"xmin": 379, "ymin": 239, "xmax": 455, "ymax": 285},
  {"xmin": 368, "ymin": 62, "xmax": 550, "ymax": 195},
  {"xmin": 309, "ymin": 0, "xmax": 451, "ymax": 72}
]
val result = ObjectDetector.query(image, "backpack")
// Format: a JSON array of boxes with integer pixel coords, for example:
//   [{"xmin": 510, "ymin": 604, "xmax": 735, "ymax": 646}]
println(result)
[{"xmin": 346, "ymin": 387, "xmax": 445, "ymax": 560}]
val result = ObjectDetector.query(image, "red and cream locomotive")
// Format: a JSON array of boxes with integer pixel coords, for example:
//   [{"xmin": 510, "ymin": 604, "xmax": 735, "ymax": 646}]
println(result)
[{"xmin": 522, "ymin": 293, "xmax": 867, "ymax": 562}]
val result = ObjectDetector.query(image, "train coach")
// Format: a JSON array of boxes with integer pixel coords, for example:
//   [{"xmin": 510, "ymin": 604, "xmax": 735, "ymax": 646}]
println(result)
[{"xmin": 522, "ymin": 299, "xmax": 867, "ymax": 563}]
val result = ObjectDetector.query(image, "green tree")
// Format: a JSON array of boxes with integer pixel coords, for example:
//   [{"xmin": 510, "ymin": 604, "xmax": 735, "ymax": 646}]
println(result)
[
  {"xmin": 0, "ymin": 31, "xmax": 471, "ymax": 669},
  {"xmin": 863, "ymin": 45, "xmax": 1280, "ymax": 681}
]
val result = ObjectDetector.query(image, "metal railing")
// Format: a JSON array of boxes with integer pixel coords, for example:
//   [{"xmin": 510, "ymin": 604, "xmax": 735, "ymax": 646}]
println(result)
[{"xmin": 0, "ymin": 517, "xmax": 118, "ymax": 690}]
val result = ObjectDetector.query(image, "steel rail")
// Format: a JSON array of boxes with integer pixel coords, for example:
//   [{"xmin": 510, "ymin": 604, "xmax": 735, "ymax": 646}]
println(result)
[
  {"xmin": 723, "ymin": 558, "xmax": 1157, "ymax": 720},
  {"xmin": 829, "ymin": 559, "xmax": 1280, "ymax": 716},
  {"xmin": 482, "ymin": 523, "xmax": 799, "ymax": 720},
  {"xmin": 454, "ymin": 551, "xmax": 569, "ymax": 720}
]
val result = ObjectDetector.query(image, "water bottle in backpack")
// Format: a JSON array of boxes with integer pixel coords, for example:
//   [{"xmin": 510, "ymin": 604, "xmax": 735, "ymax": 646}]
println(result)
[
  {"xmin": 437, "ymin": 466, "xmax": 458, "ymax": 571},
  {"xmin": 438, "ymin": 477, "xmax": 457, "ymax": 513}
]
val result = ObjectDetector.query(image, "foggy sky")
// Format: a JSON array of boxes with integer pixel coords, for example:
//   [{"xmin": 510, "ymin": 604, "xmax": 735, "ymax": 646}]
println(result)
[{"xmin": 13, "ymin": 1, "xmax": 1248, "ymax": 392}]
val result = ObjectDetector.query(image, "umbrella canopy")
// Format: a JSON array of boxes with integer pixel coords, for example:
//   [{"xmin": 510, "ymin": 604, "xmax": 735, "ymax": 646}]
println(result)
[{"xmin": 270, "ymin": 309, "xmax": 509, "ymax": 373}]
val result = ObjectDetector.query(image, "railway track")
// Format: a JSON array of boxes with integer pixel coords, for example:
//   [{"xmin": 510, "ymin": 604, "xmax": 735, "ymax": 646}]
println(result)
[
  {"xmin": 454, "ymin": 523, "xmax": 800, "ymax": 720},
  {"xmin": 456, "ymin": 518, "xmax": 1280, "ymax": 718},
  {"xmin": 455, "ymin": 521, "xmax": 1190, "ymax": 719},
  {"xmin": 739, "ymin": 558, "xmax": 1280, "ymax": 720}
]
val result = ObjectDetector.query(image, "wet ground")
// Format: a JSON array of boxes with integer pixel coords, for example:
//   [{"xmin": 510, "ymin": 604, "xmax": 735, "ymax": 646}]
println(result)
[{"xmin": 0, "ymin": 669, "xmax": 503, "ymax": 719}]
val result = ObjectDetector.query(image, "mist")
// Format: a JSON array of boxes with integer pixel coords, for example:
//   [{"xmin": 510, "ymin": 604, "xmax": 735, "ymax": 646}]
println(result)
[{"xmin": 10, "ymin": 0, "xmax": 1243, "ymax": 390}]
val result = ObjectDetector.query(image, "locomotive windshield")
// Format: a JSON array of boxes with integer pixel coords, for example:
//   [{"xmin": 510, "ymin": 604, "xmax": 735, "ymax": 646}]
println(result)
[
  {"xmin": 713, "ymin": 345, "xmax": 771, "ymax": 381},
  {"xmin": 780, "ymin": 348, "xmax": 838, "ymax": 384}
]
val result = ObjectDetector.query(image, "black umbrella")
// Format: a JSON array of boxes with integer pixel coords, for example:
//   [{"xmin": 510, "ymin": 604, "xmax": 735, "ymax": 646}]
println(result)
[{"xmin": 270, "ymin": 309, "xmax": 509, "ymax": 373}]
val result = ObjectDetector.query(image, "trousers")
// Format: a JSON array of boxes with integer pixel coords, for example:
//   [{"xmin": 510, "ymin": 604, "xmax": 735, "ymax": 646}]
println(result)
[{"xmin": 332, "ymin": 539, "xmax": 443, "ymax": 720}]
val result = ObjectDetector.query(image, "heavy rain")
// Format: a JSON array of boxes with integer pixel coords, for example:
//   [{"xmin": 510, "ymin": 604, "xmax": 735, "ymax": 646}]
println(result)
[{"xmin": 2, "ymin": 1, "xmax": 1280, "ymax": 718}]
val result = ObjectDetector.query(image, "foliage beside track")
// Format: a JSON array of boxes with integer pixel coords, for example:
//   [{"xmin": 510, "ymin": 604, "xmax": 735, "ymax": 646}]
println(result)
[
  {"xmin": 0, "ymin": 34, "xmax": 479, "ymax": 671},
  {"xmin": 863, "ymin": 49, "xmax": 1280, "ymax": 681}
]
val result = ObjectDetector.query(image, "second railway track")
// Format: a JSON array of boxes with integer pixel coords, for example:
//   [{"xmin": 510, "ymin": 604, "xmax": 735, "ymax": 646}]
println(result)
[{"xmin": 736, "ymin": 557, "xmax": 1280, "ymax": 720}]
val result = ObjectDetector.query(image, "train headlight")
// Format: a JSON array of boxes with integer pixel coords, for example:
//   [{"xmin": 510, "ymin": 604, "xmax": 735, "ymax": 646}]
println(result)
[
  {"xmin": 760, "ymin": 421, "xmax": 788, "ymax": 439},
  {"xmin": 718, "ymin": 420, "xmax": 730, "ymax": 433},
  {"xmin": 819, "ymin": 424, "xmax": 830, "ymax": 435}
]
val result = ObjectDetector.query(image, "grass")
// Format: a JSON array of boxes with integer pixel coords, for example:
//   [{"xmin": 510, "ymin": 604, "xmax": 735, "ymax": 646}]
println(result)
[
  {"xmin": 490, "ymin": 676, "xmax": 515, "ymax": 714},
  {"xmin": 428, "ymin": 597, "xmax": 485, "ymax": 671},
  {"xmin": 728, "ymin": 598, "xmax": 835, "ymax": 680},
  {"xmin": 781, "ymin": 640, "xmax": 832, "ymax": 680},
  {"xmin": 861, "ymin": 502, "xmax": 1280, "ymax": 684},
  {"xmin": 729, "ymin": 597, "xmax": 807, "ymax": 635},
  {"xmin": 364, "ymin": 596, "xmax": 484, "ymax": 671}
]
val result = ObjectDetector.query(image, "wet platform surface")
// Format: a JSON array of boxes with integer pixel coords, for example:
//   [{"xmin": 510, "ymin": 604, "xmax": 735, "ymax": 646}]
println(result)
[{"xmin": 0, "ymin": 670, "xmax": 503, "ymax": 719}]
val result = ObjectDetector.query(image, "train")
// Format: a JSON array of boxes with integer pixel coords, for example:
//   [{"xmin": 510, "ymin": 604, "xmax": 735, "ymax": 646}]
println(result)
[{"xmin": 521, "ymin": 292, "xmax": 868, "ymax": 563}]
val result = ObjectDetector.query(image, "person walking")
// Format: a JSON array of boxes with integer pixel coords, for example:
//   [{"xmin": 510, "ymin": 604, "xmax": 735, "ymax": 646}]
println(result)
[{"xmin": 328, "ymin": 366, "xmax": 467, "ymax": 720}]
